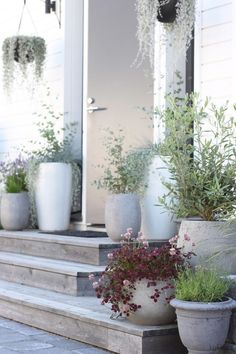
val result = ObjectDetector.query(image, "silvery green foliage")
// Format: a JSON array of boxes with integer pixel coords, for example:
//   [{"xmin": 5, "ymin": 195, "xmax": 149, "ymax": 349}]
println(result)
[
  {"xmin": 135, "ymin": 0, "xmax": 196, "ymax": 67},
  {"xmin": 2, "ymin": 36, "xmax": 46, "ymax": 95},
  {"xmin": 156, "ymin": 93, "xmax": 236, "ymax": 221},
  {"xmin": 25, "ymin": 104, "xmax": 81, "ymax": 227},
  {"xmin": 94, "ymin": 129, "xmax": 154, "ymax": 195}
]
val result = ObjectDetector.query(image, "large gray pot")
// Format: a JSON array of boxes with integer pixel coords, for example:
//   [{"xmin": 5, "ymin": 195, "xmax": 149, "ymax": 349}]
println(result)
[
  {"xmin": 170, "ymin": 297, "xmax": 235, "ymax": 354},
  {"xmin": 1, "ymin": 192, "xmax": 30, "ymax": 230},
  {"xmin": 178, "ymin": 220, "xmax": 236, "ymax": 274},
  {"xmin": 105, "ymin": 193, "xmax": 141, "ymax": 242}
]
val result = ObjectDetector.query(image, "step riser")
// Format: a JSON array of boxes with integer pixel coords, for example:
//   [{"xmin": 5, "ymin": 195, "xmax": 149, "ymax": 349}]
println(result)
[
  {"xmin": 0, "ymin": 263, "xmax": 97, "ymax": 296},
  {"xmin": 0, "ymin": 236, "xmax": 111, "ymax": 265},
  {"xmin": 0, "ymin": 298, "xmax": 187, "ymax": 354}
]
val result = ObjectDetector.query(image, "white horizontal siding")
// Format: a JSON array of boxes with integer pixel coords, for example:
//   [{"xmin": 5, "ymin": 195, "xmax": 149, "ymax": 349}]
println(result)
[
  {"xmin": 0, "ymin": 0, "xmax": 65, "ymax": 160},
  {"xmin": 195, "ymin": 0, "xmax": 235, "ymax": 103}
]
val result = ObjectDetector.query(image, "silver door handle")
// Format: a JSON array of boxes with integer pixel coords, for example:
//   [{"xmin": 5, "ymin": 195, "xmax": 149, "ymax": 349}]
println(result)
[{"xmin": 87, "ymin": 106, "xmax": 107, "ymax": 114}]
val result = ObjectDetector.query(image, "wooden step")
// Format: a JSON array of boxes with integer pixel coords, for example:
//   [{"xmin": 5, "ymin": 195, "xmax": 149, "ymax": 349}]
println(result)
[
  {"xmin": 0, "ymin": 252, "xmax": 104, "ymax": 296},
  {"xmin": 0, "ymin": 280, "xmax": 187, "ymax": 354},
  {"xmin": 0, "ymin": 230, "xmax": 120, "ymax": 265},
  {"xmin": 0, "ymin": 230, "xmax": 165, "ymax": 265}
]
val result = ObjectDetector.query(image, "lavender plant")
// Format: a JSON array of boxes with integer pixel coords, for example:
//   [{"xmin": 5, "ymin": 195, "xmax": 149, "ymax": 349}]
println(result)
[{"xmin": 0, "ymin": 156, "xmax": 28, "ymax": 193}]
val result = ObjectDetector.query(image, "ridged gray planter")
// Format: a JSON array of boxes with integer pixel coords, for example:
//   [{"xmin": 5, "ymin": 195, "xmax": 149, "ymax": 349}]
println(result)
[
  {"xmin": 170, "ymin": 297, "xmax": 235, "ymax": 354},
  {"xmin": 105, "ymin": 194, "xmax": 141, "ymax": 242},
  {"xmin": 178, "ymin": 220, "xmax": 236, "ymax": 273},
  {"xmin": 1, "ymin": 192, "xmax": 29, "ymax": 230}
]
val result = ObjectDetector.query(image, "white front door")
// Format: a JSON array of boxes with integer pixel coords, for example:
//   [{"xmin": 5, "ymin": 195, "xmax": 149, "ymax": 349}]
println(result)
[{"xmin": 83, "ymin": 0, "xmax": 154, "ymax": 225}]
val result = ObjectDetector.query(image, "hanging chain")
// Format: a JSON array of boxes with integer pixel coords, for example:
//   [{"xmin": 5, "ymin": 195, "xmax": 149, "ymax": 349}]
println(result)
[{"xmin": 17, "ymin": 0, "xmax": 26, "ymax": 34}]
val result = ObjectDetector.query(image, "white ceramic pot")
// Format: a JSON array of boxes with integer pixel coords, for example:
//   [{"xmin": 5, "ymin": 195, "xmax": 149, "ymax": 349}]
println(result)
[
  {"xmin": 178, "ymin": 220, "xmax": 236, "ymax": 273},
  {"xmin": 105, "ymin": 193, "xmax": 141, "ymax": 242},
  {"xmin": 171, "ymin": 297, "xmax": 235, "ymax": 354},
  {"xmin": 1, "ymin": 192, "xmax": 29, "ymax": 230},
  {"xmin": 124, "ymin": 279, "xmax": 175, "ymax": 326},
  {"xmin": 141, "ymin": 156, "xmax": 177, "ymax": 239},
  {"xmin": 35, "ymin": 162, "xmax": 72, "ymax": 232}
]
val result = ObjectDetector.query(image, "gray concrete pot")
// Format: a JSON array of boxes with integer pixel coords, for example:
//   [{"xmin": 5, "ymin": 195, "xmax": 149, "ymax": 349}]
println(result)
[
  {"xmin": 170, "ymin": 297, "xmax": 235, "ymax": 354},
  {"xmin": 1, "ymin": 192, "xmax": 29, "ymax": 230},
  {"xmin": 178, "ymin": 220, "xmax": 236, "ymax": 273},
  {"xmin": 105, "ymin": 193, "xmax": 141, "ymax": 242}
]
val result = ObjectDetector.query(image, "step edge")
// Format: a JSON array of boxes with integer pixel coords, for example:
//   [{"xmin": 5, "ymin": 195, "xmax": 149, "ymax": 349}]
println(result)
[
  {"xmin": 0, "ymin": 287, "xmax": 178, "ymax": 338},
  {"xmin": 0, "ymin": 231, "xmax": 118, "ymax": 249},
  {"xmin": 0, "ymin": 253, "xmax": 104, "ymax": 276}
]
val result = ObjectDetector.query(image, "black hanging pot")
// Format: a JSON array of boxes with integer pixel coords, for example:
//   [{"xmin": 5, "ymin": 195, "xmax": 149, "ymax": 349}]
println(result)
[{"xmin": 157, "ymin": 0, "xmax": 178, "ymax": 23}]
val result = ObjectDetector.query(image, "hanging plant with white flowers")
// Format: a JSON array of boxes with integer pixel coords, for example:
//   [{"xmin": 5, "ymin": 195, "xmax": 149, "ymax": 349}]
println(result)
[
  {"xmin": 135, "ymin": 0, "xmax": 196, "ymax": 67},
  {"xmin": 2, "ymin": 35, "xmax": 46, "ymax": 95}
]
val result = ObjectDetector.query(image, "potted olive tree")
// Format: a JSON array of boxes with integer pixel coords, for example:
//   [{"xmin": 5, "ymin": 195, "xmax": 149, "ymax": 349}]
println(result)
[
  {"xmin": 94, "ymin": 130, "xmax": 153, "ymax": 241},
  {"xmin": 2, "ymin": 35, "xmax": 46, "ymax": 95},
  {"xmin": 156, "ymin": 93, "xmax": 236, "ymax": 272},
  {"xmin": 171, "ymin": 267, "xmax": 235, "ymax": 353}
]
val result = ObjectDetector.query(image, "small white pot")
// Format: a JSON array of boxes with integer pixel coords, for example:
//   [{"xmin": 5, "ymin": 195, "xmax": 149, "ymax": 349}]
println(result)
[
  {"xmin": 124, "ymin": 279, "xmax": 175, "ymax": 326},
  {"xmin": 105, "ymin": 193, "xmax": 141, "ymax": 242},
  {"xmin": 141, "ymin": 156, "xmax": 177, "ymax": 239},
  {"xmin": 1, "ymin": 192, "xmax": 29, "ymax": 230},
  {"xmin": 35, "ymin": 162, "xmax": 72, "ymax": 232},
  {"xmin": 171, "ymin": 297, "xmax": 235, "ymax": 354}
]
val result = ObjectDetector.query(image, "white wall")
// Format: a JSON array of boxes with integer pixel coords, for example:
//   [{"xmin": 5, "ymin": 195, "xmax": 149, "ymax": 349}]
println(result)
[
  {"xmin": 0, "ymin": 0, "xmax": 65, "ymax": 158},
  {"xmin": 195, "ymin": 0, "xmax": 234, "ymax": 105}
]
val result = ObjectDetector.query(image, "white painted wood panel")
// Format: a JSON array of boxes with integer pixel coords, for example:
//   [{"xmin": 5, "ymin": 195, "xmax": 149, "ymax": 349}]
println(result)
[
  {"xmin": 195, "ymin": 0, "xmax": 234, "ymax": 103},
  {"xmin": 202, "ymin": 0, "xmax": 231, "ymax": 11},
  {"xmin": 0, "ymin": 0, "xmax": 65, "ymax": 160},
  {"xmin": 201, "ymin": 23, "xmax": 232, "ymax": 46},
  {"xmin": 202, "ymin": 3, "xmax": 232, "ymax": 28}
]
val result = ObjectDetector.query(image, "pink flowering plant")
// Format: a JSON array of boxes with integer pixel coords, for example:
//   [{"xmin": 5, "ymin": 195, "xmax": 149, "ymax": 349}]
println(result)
[{"xmin": 89, "ymin": 229, "xmax": 194, "ymax": 317}]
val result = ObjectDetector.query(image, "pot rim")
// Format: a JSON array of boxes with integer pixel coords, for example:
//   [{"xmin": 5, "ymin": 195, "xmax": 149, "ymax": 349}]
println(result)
[{"xmin": 170, "ymin": 297, "xmax": 236, "ymax": 311}]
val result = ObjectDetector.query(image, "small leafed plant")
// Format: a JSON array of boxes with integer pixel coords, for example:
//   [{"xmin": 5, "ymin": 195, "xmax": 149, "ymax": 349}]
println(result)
[
  {"xmin": 89, "ymin": 229, "xmax": 193, "ymax": 317},
  {"xmin": 175, "ymin": 267, "xmax": 232, "ymax": 302},
  {"xmin": 94, "ymin": 129, "xmax": 153, "ymax": 195},
  {"xmin": 0, "ymin": 156, "xmax": 28, "ymax": 193},
  {"xmin": 2, "ymin": 35, "xmax": 46, "ymax": 95}
]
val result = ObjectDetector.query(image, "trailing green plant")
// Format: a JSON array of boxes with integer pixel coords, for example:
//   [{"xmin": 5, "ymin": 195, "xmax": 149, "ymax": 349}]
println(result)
[
  {"xmin": 156, "ymin": 93, "xmax": 236, "ymax": 221},
  {"xmin": 175, "ymin": 267, "xmax": 232, "ymax": 302},
  {"xmin": 94, "ymin": 129, "xmax": 154, "ymax": 195},
  {"xmin": 2, "ymin": 35, "xmax": 46, "ymax": 95},
  {"xmin": 135, "ymin": 0, "xmax": 196, "ymax": 67},
  {"xmin": 0, "ymin": 156, "xmax": 28, "ymax": 193},
  {"xmin": 25, "ymin": 102, "xmax": 81, "ymax": 226}
]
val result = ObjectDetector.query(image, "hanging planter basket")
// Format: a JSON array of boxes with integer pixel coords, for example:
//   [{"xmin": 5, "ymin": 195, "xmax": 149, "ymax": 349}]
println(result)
[
  {"xmin": 2, "ymin": 35, "xmax": 46, "ymax": 95},
  {"xmin": 157, "ymin": 0, "xmax": 178, "ymax": 23},
  {"xmin": 13, "ymin": 37, "xmax": 35, "ymax": 63}
]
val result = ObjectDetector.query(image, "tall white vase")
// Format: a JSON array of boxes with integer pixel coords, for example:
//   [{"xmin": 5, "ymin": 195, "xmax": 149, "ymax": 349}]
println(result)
[
  {"xmin": 141, "ymin": 156, "xmax": 176, "ymax": 240},
  {"xmin": 35, "ymin": 162, "xmax": 72, "ymax": 232}
]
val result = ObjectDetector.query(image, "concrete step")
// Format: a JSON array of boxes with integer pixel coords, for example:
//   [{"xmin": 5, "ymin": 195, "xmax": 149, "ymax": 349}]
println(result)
[
  {"xmin": 0, "ymin": 252, "xmax": 104, "ymax": 296},
  {"xmin": 0, "ymin": 279, "xmax": 187, "ymax": 354},
  {"xmin": 0, "ymin": 230, "xmax": 120, "ymax": 265}
]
